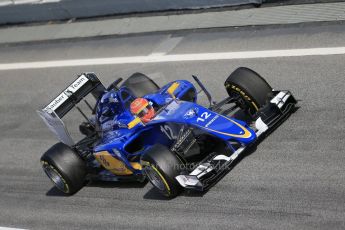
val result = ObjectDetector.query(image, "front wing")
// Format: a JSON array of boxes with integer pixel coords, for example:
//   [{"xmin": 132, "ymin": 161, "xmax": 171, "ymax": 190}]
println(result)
[{"xmin": 175, "ymin": 90, "xmax": 297, "ymax": 191}]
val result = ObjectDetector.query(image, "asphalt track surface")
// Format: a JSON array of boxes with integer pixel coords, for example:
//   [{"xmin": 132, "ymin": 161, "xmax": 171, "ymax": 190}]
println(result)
[{"xmin": 0, "ymin": 22, "xmax": 345, "ymax": 229}]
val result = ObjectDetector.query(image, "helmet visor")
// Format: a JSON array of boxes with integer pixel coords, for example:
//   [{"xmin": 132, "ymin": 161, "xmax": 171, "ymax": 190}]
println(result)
[{"xmin": 137, "ymin": 104, "xmax": 153, "ymax": 118}]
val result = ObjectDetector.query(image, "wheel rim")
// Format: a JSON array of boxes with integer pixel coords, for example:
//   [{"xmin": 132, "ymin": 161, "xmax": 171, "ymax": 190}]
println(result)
[
  {"xmin": 231, "ymin": 91, "xmax": 256, "ymax": 117},
  {"xmin": 42, "ymin": 163, "xmax": 68, "ymax": 193},
  {"xmin": 144, "ymin": 166, "xmax": 166, "ymax": 192}
]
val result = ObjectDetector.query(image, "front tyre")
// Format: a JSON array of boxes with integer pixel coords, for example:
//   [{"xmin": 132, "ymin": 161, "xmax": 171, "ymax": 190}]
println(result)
[
  {"xmin": 141, "ymin": 144, "xmax": 183, "ymax": 198},
  {"xmin": 225, "ymin": 67, "xmax": 273, "ymax": 117},
  {"xmin": 40, "ymin": 143, "xmax": 86, "ymax": 195}
]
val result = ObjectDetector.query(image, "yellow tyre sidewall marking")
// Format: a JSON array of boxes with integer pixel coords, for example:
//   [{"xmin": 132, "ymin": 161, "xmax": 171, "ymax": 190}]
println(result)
[
  {"xmin": 145, "ymin": 163, "xmax": 171, "ymax": 195},
  {"xmin": 226, "ymin": 83, "xmax": 259, "ymax": 111}
]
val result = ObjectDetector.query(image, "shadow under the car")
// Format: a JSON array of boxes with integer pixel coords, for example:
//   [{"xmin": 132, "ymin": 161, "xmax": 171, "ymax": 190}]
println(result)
[
  {"xmin": 86, "ymin": 180, "xmax": 148, "ymax": 189},
  {"xmin": 143, "ymin": 188, "xmax": 174, "ymax": 200},
  {"xmin": 46, "ymin": 187, "xmax": 70, "ymax": 197},
  {"xmin": 46, "ymin": 180, "xmax": 148, "ymax": 196}
]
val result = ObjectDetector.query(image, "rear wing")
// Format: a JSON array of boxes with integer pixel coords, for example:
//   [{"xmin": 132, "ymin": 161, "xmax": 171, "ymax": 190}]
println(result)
[
  {"xmin": 38, "ymin": 73, "xmax": 105, "ymax": 146},
  {"xmin": 42, "ymin": 73, "xmax": 105, "ymax": 119}
]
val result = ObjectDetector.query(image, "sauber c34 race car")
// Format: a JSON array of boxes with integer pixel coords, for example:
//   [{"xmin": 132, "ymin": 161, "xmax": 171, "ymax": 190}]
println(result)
[{"xmin": 38, "ymin": 67, "xmax": 297, "ymax": 198}]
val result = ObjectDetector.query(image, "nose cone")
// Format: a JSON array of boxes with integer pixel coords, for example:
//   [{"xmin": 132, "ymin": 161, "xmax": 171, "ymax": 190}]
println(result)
[{"xmin": 190, "ymin": 111, "xmax": 256, "ymax": 144}]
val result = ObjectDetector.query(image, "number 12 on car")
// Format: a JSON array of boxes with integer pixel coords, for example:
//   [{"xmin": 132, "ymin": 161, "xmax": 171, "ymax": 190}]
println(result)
[{"xmin": 197, "ymin": 112, "xmax": 211, "ymax": 123}]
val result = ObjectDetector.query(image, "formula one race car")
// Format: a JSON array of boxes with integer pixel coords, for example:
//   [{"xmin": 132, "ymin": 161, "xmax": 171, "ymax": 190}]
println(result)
[{"xmin": 38, "ymin": 67, "xmax": 297, "ymax": 198}]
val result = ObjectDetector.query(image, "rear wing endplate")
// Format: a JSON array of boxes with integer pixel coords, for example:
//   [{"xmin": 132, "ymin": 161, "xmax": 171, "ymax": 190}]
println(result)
[
  {"xmin": 37, "ymin": 73, "xmax": 105, "ymax": 146},
  {"xmin": 37, "ymin": 110, "xmax": 75, "ymax": 146}
]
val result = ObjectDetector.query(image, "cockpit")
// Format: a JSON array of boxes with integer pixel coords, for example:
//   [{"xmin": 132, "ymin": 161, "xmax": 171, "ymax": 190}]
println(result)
[{"xmin": 95, "ymin": 82, "xmax": 184, "ymax": 135}]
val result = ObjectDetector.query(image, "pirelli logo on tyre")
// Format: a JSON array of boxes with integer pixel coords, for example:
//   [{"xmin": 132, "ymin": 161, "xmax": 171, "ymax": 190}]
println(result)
[{"xmin": 226, "ymin": 83, "xmax": 259, "ymax": 111}]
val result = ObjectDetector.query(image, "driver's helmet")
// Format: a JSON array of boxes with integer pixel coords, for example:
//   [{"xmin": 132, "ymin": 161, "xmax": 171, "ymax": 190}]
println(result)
[{"xmin": 130, "ymin": 98, "xmax": 155, "ymax": 123}]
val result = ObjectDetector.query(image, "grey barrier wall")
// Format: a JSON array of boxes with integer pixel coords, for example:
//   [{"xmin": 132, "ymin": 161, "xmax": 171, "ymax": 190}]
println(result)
[{"xmin": 0, "ymin": 0, "xmax": 263, "ymax": 25}]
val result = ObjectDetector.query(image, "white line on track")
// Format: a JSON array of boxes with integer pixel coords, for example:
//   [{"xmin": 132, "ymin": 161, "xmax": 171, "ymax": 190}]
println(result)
[
  {"xmin": 0, "ymin": 227, "xmax": 27, "ymax": 230},
  {"xmin": 1, "ymin": 47, "xmax": 345, "ymax": 70}
]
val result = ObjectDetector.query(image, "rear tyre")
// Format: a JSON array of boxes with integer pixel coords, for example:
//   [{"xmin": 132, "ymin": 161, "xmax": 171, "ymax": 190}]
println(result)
[
  {"xmin": 40, "ymin": 143, "xmax": 86, "ymax": 195},
  {"xmin": 225, "ymin": 67, "xmax": 273, "ymax": 116},
  {"xmin": 122, "ymin": 73, "xmax": 159, "ymax": 97},
  {"xmin": 141, "ymin": 144, "xmax": 183, "ymax": 198}
]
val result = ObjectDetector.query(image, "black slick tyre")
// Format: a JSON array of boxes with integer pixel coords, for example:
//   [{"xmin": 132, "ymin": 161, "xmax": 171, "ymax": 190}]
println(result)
[
  {"xmin": 225, "ymin": 67, "xmax": 273, "ymax": 116},
  {"xmin": 40, "ymin": 142, "xmax": 86, "ymax": 195},
  {"xmin": 141, "ymin": 144, "xmax": 183, "ymax": 198}
]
